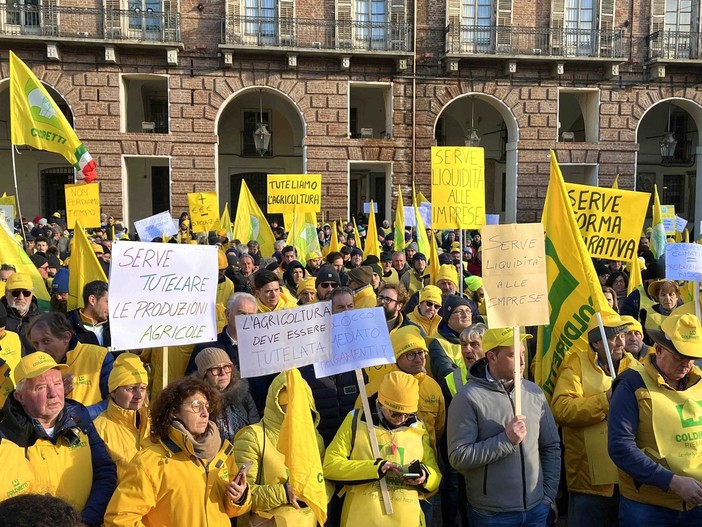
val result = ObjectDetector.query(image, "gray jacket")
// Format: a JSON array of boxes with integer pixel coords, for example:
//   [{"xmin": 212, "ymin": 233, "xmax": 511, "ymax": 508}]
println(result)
[{"xmin": 447, "ymin": 358, "xmax": 561, "ymax": 512}]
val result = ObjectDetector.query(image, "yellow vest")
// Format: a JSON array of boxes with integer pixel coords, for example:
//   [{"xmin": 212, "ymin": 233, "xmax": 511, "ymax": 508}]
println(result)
[
  {"xmin": 0, "ymin": 330, "xmax": 22, "ymax": 407},
  {"xmin": 444, "ymin": 364, "xmax": 468, "ymax": 398},
  {"xmin": 216, "ymin": 277, "xmax": 234, "ymax": 333},
  {"xmin": 65, "ymin": 342, "xmax": 110, "ymax": 406},
  {"xmin": 0, "ymin": 437, "xmax": 34, "ymax": 501}
]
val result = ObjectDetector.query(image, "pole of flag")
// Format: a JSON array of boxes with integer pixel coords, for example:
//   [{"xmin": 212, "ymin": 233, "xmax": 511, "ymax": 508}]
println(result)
[
  {"xmin": 10, "ymin": 146, "xmax": 27, "ymax": 242},
  {"xmin": 596, "ymin": 312, "xmax": 617, "ymax": 379}
]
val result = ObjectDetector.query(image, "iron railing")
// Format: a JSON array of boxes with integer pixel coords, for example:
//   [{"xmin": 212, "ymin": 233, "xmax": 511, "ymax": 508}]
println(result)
[
  {"xmin": 445, "ymin": 25, "xmax": 626, "ymax": 58},
  {"xmin": 222, "ymin": 15, "xmax": 412, "ymax": 52},
  {"xmin": 0, "ymin": 3, "xmax": 180, "ymax": 43},
  {"xmin": 647, "ymin": 30, "xmax": 701, "ymax": 60}
]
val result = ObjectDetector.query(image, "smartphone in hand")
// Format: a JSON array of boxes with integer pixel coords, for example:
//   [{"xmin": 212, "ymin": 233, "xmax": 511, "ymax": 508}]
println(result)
[{"xmin": 234, "ymin": 460, "xmax": 253, "ymax": 482}]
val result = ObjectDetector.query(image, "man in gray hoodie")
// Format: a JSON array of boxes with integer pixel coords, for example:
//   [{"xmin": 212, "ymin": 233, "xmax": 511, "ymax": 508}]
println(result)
[{"xmin": 447, "ymin": 327, "xmax": 561, "ymax": 526}]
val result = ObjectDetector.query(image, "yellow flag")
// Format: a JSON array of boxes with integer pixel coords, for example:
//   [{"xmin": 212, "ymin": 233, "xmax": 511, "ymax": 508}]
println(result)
[
  {"xmin": 651, "ymin": 184, "xmax": 666, "ymax": 259},
  {"xmin": 0, "ymin": 221, "xmax": 50, "ymax": 310},
  {"xmin": 413, "ymin": 181, "xmax": 430, "ymax": 256},
  {"xmin": 352, "ymin": 216, "xmax": 362, "ymax": 251},
  {"xmin": 323, "ymin": 220, "xmax": 340, "ymax": 257},
  {"xmin": 232, "ymin": 180, "xmax": 276, "ymax": 257},
  {"xmin": 363, "ymin": 200, "xmax": 381, "ymax": 260},
  {"xmin": 684, "ymin": 228, "xmax": 690, "ymax": 243},
  {"xmin": 535, "ymin": 152, "xmax": 615, "ymax": 399},
  {"xmin": 611, "ymin": 174, "xmax": 619, "ymax": 189},
  {"xmin": 393, "ymin": 186, "xmax": 406, "ymax": 252},
  {"xmin": 0, "ymin": 193, "xmax": 17, "ymax": 219},
  {"xmin": 627, "ymin": 256, "xmax": 642, "ymax": 296},
  {"xmin": 220, "ymin": 203, "xmax": 233, "ymax": 239},
  {"xmin": 428, "ymin": 226, "xmax": 441, "ymax": 285},
  {"xmin": 68, "ymin": 221, "xmax": 108, "ymax": 311},
  {"xmin": 277, "ymin": 369, "xmax": 327, "ymax": 525},
  {"xmin": 418, "ymin": 191, "xmax": 430, "ymax": 204},
  {"xmin": 286, "ymin": 208, "xmax": 320, "ymax": 266},
  {"xmin": 9, "ymin": 52, "xmax": 97, "ymax": 182}
]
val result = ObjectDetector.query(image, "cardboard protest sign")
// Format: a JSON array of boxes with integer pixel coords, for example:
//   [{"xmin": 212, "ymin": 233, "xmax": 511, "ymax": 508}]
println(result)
[
  {"xmin": 134, "ymin": 211, "xmax": 178, "ymax": 242},
  {"xmin": 314, "ymin": 307, "xmax": 394, "ymax": 378},
  {"xmin": 187, "ymin": 192, "xmax": 218, "ymax": 233},
  {"xmin": 65, "ymin": 183, "xmax": 101, "ymax": 228},
  {"xmin": 565, "ymin": 183, "xmax": 649, "ymax": 262},
  {"xmin": 675, "ymin": 215, "xmax": 688, "ymax": 233},
  {"xmin": 109, "ymin": 241, "xmax": 218, "ymax": 350},
  {"xmin": 267, "ymin": 174, "xmax": 321, "ymax": 213},
  {"xmin": 403, "ymin": 206, "xmax": 416, "ymax": 227},
  {"xmin": 661, "ymin": 205, "xmax": 676, "ymax": 235},
  {"xmin": 665, "ymin": 243, "xmax": 702, "ymax": 282},
  {"xmin": 236, "ymin": 302, "xmax": 332, "ymax": 378},
  {"xmin": 0, "ymin": 193, "xmax": 16, "ymax": 218},
  {"xmin": 482, "ymin": 223, "xmax": 549, "ymax": 327},
  {"xmin": 431, "ymin": 146, "xmax": 485, "ymax": 229}
]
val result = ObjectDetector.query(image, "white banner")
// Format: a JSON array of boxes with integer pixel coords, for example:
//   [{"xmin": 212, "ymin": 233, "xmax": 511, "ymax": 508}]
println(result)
[
  {"xmin": 236, "ymin": 302, "xmax": 332, "ymax": 378},
  {"xmin": 675, "ymin": 215, "xmax": 688, "ymax": 233},
  {"xmin": 403, "ymin": 206, "xmax": 416, "ymax": 227},
  {"xmin": 108, "ymin": 241, "xmax": 218, "ymax": 350},
  {"xmin": 134, "ymin": 211, "xmax": 179, "ymax": 242},
  {"xmin": 314, "ymin": 307, "xmax": 394, "ymax": 378},
  {"xmin": 666, "ymin": 243, "xmax": 702, "ymax": 282},
  {"xmin": 419, "ymin": 202, "xmax": 432, "ymax": 227},
  {"xmin": 363, "ymin": 202, "xmax": 379, "ymax": 213}
]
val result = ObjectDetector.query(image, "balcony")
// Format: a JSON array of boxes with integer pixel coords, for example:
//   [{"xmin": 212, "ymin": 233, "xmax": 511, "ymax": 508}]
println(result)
[
  {"xmin": 0, "ymin": 3, "xmax": 180, "ymax": 45},
  {"xmin": 220, "ymin": 15, "xmax": 412, "ymax": 57},
  {"xmin": 647, "ymin": 30, "xmax": 702, "ymax": 63}
]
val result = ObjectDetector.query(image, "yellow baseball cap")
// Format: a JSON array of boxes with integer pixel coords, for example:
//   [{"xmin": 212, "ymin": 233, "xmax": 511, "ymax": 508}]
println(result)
[
  {"xmin": 391, "ymin": 326, "xmax": 428, "ymax": 359},
  {"xmin": 649, "ymin": 312, "xmax": 702, "ymax": 359},
  {"xmin": 436, "ymin": 264, "xmax": 458, "ymax": 286},
  {"xmin": 6, "ymin": 272, "xmax": 33, "ymax": 291},
  {"xmin": 378, "ymin": 371, "xmax": 419, "ymax": 414},
  {"xmin": 419, "ymin": 285, "xmax": 442, "ymax": 305},
  {"xmin": 14, "ymin": 352, "xmax": 68, "ymax": 385},
  {"xmin": 482, "ymin": 327, "xmax": 532, "ymax": 353},
  {"xmin": 620, "ymin": 315, "xmax": 643, "ymax": 335}
]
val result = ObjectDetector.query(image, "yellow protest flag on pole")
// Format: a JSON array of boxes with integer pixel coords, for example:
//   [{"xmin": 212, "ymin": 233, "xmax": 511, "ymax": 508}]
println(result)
[
  {"xmin": 651, "ymin": 184, "xmax": 666, "ymax": 259},
  {"xmin": 684, "ymin": 228, "xmax": 690, "ymax": 243},
  {"xmin": 611, "ymin": 174, "xmax": 619, "ymax": 189},
  {"xmin": 428, "ymin": 227, "xmax": 441, "ymax": 285},
  {"xmin": 286, "ymin": 208, "xmax": 320, "ymax": 266},
  {"xmin": 9, "ymin": 52, "xmax": 97, "ymax": 183},
  {"xmin": 363, "ymin": 200, "xmax": 381, "ymax": 260},
  {"xmin": 0, "ymin": 193, "xmax": 17, "ymax": 219},
  {"xmin": 393, "ymin": 186, "xmax": 406, "ymax": 253},
  {"xmin": 418, "ymin": 191, "xmax": 430, "ymax": 204},
  {"xmin": 232, "ymin": 180, "xmax": 276, "ymax": 257},
  {"xmin": 0, "ymin": 221, "xmax": 50, "ymax": 310},
  {"xmin": 535, "ymin": 152, "xmax": 616, "ymax": 400},
  {"xmin": 323, "ymin": 220, "xmax": 340, "ymax": 257},
  {"xmin": 352, "ymin": 216, "xmax": 362, "ymax": 251},
  {"xmin": 413, "ymin": 181, "xmax": 430, "ymax": 256},
  {"xmin": 627, "ymin": 256, "xmax": 642, "ymax": 296},
  {"xmin": 68, "ymin": 220, "xmax": 108, "ymax": 311},
  {"xmin": 277, "ymin": 369, "xmax": 328, "ymax": 525},
  {"xmin": 220, "ymin": 203, "xmax": 233, "ymax": 240}
]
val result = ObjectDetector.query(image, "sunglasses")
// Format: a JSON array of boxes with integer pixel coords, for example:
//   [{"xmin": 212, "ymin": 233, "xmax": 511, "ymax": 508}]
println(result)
[
  {"xmin": 387, "ymin": 409, "xmax": 415, "ymax": 420},
  {"xmin": 423, "ymin": 302, "xmax": 441, "ymax": 309},
  {"xmin": 207, "ymin": 364, "xmax": 233, "ymax": 376},
  {"xmin": 11, "ymin": 290, "xmax": 31, "ymax": 298},
  {"xmin": 319, "ymin": 282, "xmax": 338, "ymax": 289}
]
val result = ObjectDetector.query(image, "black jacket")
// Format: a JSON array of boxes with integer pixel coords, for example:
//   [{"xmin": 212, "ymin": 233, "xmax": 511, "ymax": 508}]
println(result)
[
  {"xmin": 1, "ymin": 297, "xmax": 40, "ymax": 354},
  {"xmin": 66, "ymin": 309, "xmax": 112, "ymax": 348}
]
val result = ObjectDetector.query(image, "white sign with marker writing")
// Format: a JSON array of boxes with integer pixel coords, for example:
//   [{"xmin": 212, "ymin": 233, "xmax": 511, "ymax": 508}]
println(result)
[
  {"xmin": 134, "ymin": 211, "xmax": 179, "ymax": 242},
  {"xmin": 666, "ymin": 243, "xmax": 702, "ymax": 282}
]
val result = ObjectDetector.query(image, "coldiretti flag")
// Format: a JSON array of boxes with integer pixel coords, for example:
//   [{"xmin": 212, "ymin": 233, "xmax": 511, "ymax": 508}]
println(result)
[
  {"xmin": 0, "ymin": 222, "xmax": 50, "ymax": 310},
  {"xmin": 9, "ymin": 51, "xmax": 97, "ymax": 183},
  {"xmin": 393, "ymin": 186, "xmax": 406, "ymax": 252},
  {"xmin": 322, "ymin": 220, "xmax": 340, "ymax": 257},
  {"xmin": 232, "ymin": 180, "xmax": 276, "ymax": 257},
  {"xmin": 277, "ymin": 368, "xmax": 327, "ymax": 525},
  {"xmin": 220, "ymin": 203, "xmax": 233, "ymax": 240},
  {"xmin": 363, "ymin": 200, "xmax": 381, "ymax": 260},
  {"xmin": 413, "ymin": 182, "xmax": 430, "ymax": 256},
  {"xmin": 68, "ymin": 220, "xmax": 108, "ymax": 311},
  {"xmin": 651, "ymin": 184, "xmax": 666, "ymax": 259},
  {"xmin": 535, "ymin": 152, "xmax": 616, "ymax": 399},
  {"xmin": 286, "ymin": 208, "xmax": 320, "ymax": 266}
]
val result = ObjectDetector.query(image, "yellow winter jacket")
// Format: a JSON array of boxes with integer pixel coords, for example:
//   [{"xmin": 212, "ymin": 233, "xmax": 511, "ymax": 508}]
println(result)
[
  {"xmin": 94, "ymin": 400, "xmax": 151, "ymax": 482},
  {"xmin": 353, "ymin": 285, "xmax": 377, "ymax": 309},
  {"xmin": 105, "ymin": 425, "xmax": 250, "ymax": 526},
  {"xmin": 65, "ymin": 342, "xmax": 112, "ymax": 406},
  {"xmin": 406, "ymin": 307, "xmax": 441, "ymax": 337},
  {"xmin": 232, "ymin": 372, "xmax": 328, "ymax": 527},
  {"xmin": 0, "ymin": 437, "xmax": 34, "ymax": 501},
  {"xmin": 551, "ymin": 350, "xmax": 640, "ymax": 496},
  {"xmin": 216, "ymin": 276, "xmax": 235, "ymax": 333},
  {"xmin": 0, "ymin": 330, "xmax": 21, "ymax": 407}
]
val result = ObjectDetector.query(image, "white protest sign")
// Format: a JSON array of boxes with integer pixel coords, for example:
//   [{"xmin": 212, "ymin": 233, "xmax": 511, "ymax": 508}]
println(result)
[
  {"xmin": 363, "ymin": 202, "xmax": 379, "ymax": 214},
  {"xmin": 675, "ymin": 215, "xmax": 688, "ymax": 233},
  {"xmin": 486, "ymin": 214, "xmax": 500, "ymax": 225},
  {"xmin": 0, "ymin": 205, "xmax": 13, "ymax": 234},
  {"xmin": 403, "ymin": 206, "xmax": 416, "ymax": 227},
  {"xmin": 236, "ymin": 302, "xmax": 332, "ymax": 378},
  {"xmin": 314, "ymin": 307, "xmax": 394, "ymax": 378},
  {"xmin": 419, "ymin": 202, "xmax": 432, "ymax": 227},
  {"xmin": 665, "ymin": 243, "xmax": 702, "ymax": 282},
  {"xmin": 108, "ymin": 241, "xmax": 218, "ymax": 350},
  {"xmin": 134, "ymin": 211, "xmax": 179, "ymax": 242}
]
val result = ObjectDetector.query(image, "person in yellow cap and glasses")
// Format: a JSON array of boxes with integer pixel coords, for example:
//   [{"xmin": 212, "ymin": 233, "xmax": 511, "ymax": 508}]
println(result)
[
  {"xmin": 296, "ymin": 276, "xmax": 318, "ymax": 305},
  {"xmin": 620, "ymin": 315, "xmax": 649, "ymax": 361},
  {"xmin": 324, "ymin": 371, "xmax": 441, "ymax": 526},
  {"xmin": 609, "ymin": 312, "xmax": 702, "ymax": 525},
  {"xmin": 94, "ymin": 353, "xmax": 150, "ymax": 482},
  {"xmin": 0, "ymin": 352, "xmax": 117, "ymax": 526},
  {"xmin": 448, "ymin": 327, "xmax": 561, "ymax": 526},
  {"xmin": 551, "ymin": 312, "xmax": 641, "ymax": 527},
  {"xmin": 407, "ymin": 285, "xmax": 442, "ymax": 337},
  {"xmin": 1, "ymin": 273, "xmax": 40, "ymax": 355}
]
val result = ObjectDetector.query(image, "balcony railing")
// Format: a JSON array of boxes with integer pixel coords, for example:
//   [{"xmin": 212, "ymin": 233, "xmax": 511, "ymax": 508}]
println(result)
[
  {"xmin": 0, "ymin": 3, "xmax": 180, "ymax": 43},
  {"xmin": 445, "ymin": 25, "xmax": 626, "ymax": 59},
  {"xmin": 222, "ymin": 15, "xmax": 412, "ymax": 53},
  {"xmin": 647, "ymin": 30, "xmax": 701, "ymax": 60}
]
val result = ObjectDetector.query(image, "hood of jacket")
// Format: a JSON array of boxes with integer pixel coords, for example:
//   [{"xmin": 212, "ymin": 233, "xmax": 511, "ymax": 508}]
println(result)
[{"xmin": 263, "ymin": 371, "xmax": 320, "ymax": 434}]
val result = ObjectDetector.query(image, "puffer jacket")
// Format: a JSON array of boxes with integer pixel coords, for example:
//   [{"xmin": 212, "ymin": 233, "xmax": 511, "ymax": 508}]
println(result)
[
  {"xmin": 353, "ymin": 285, "xmax": 377, "ymax": 309},
  {"xmin": 0, "ymin": 435, "xmax": 35, "ymax": 501},
  {"xmin": 232, "ymin": 372, "xmax": 326, "ymax": 526},
  {"xmin": 406, "ymin": 307, "xmax": 441, "ymax": 337},
  {"xmin": 105, "ymin": 424, "xmax": 250, "ymax": 526}
]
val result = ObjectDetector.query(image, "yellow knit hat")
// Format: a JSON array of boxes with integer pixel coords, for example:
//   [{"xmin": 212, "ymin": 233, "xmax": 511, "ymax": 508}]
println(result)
[
  {"xmin": 297, "ymin": 276, "xmax": 317, "ymax": 295},
  {"xmin": 419, "ymin": 285, "xmax": 442, "ymax": 305},
  {"xmin": 391, "ymin": 325, "xmax": 428, "ymax": 359},
  {"xmin": 217, "ymin": 250, "xmax": 228, "ymax": 270},
  {"xmin": 620, "ymin": 315, "xmax": 642, "ymax": 335},
  {"xmin": 378, "ymin": 371, "xmax": 419, "ymax": 414},
  {"xmin": 436, "ymin": 264, "xmax": 458, "ymax": 286},
  {"xmin": 108, "ymin": 353, "xmax": 148, "ymax": 392}
]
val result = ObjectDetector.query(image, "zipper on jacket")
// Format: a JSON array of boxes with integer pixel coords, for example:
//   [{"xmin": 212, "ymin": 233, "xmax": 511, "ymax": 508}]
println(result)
[{"xmin": 503, "ymin": 381, "xmax": 528, "ymax": 511}]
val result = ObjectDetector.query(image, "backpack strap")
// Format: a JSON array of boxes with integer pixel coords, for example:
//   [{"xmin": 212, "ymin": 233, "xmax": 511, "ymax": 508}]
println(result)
[{"xmin": 348, "ymin": 409, "xmax": 361, "ymax": 459}]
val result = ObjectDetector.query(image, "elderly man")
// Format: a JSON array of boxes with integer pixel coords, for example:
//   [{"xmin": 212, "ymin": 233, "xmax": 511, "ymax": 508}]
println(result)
[
  {"xmin": 0, "ymin": 352, "xmax": 116, "ymax": 527},
  {"xmin": 620, "ymin": 315, "xmax": 649, "ymax": 361},
  {"xmin": 609, "ymin": 312, "xmax": 702, "ymax": 526},
  {"xmin": 66, "ymin": 280, "xmax": 110, "ymax": 347},
  {"xmin": 551, "ymin": 312, "xmax": 639, "ymax": 527},
  {"xmin": 232, "ymin": 253, "xmax": 255, "ymax": 294},
  {"xmin": 448, "ymin": 328, "xmax": 561, "ymax": 527},
  {"xmin": 1, "ymin": 273, "xmax": 40, "ymax": 354},
  {"xmin": 392, "ymin": 250, "xmax": 410, "ymax": 278}
]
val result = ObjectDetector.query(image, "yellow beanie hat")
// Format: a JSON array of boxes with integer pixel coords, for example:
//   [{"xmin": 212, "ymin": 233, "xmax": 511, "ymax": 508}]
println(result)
[
  {"xmin": 217, "ymin": 250, "xmax": 228, "ymax": 270},
  {"xmin": 436, "ymin": 264, "xmax": 458, "ymax": 286},
  {"xmin": 391, "ymin": 325, "xmax": 428, "ymax": 359},
  {"xmin": 297, "ymin": 276, "xmax": 317, "ymax": 295},
  {"xmin": 108, "ymin": 353, "xmax": 149, "ymax": 392},
  {"xmin": 378, "ymin": 371, "xmax": 419, "ymax": 414},
  {"xmin": 419, "ymin": 285, "xmax": 442, "ymax": 305}
]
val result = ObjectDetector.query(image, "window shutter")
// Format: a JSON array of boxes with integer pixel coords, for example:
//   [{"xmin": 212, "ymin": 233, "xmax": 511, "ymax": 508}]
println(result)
[
  {"xmin": 42, "ymin": 0, "xmax": 58, "ymax": 36},
  {"xmin": 336, "ymin": 0, "xmax": 352, "ymax": 46},
  {"xmin": 162, "ymin": 0, "xmax": 178, "ymax": 41},
  {"xmin": 104, "ymin": 0, "xmax": 122, "ymax": 37},
  {"xmin": 279, "ymin": 0, "xmax": 294, "ymax": 44},
  {"xmin": 550, "ymin": 0, "xmax": 565, "ymax": 54},
  {"xmin": 649, "ymin": 0, "xmax": 664, "ymax": 34},
  {"xmin": 226, "ymin": 0, "xmax": 242, "ymax": 42},
  {"xmin": 390, "ymin": 0, "xmax": 407, "ymax": 49},
  {"xmin": 598, "ymin": 0, "xmax": 615, "ymax": 56},
  {"xmin": 496, "ymin": 0, "xmax": 513, "ymax": 49},
  {"xmin": 446, "ymin": 0, "xmax": 460, "ymax": 52}
]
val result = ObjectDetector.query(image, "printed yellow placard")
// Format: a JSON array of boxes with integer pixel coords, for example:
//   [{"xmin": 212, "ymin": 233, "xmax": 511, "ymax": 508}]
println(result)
[
  {"xmin": 65, "ymin": 183, "xmax": 101, "ymax": 229},
  {"xmin": 661, "ymin": 204, "xmax": 676, "ymax": 235},
  {"xmin": 188, "ymin": 192, "xmax": 219, "ymax": 233},
  {"xmin": 431, "ymin": 146, "xmax": 485, "ymax": 229},
  {"xmin": 267, "ymin": 174, "xmax": 321, "ymax": 214},
  {"xmin": 565, "ymin": 183, "xmax": 650, "ymax": 262},
  {"xmin": 0, "ymin": 193, "xmax": 16, "ymax": 219}
]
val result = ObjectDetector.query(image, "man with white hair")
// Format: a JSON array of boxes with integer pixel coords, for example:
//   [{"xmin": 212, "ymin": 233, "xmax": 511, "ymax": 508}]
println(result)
[{"xmin": 1, "ymin": 273, "xmax": 40, "ymax": 354}]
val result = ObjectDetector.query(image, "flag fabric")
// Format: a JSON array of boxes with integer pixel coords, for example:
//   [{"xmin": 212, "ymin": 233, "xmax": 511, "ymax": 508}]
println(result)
[
  {"xmin": 428, "ymin": 226, "xmax": 441, "ymax": 285},
  {"xmin": 0, "ymin": 221, "xmax": 50, "ymax": 310},
  {"xmin": 418, "ymin": 191, "xmax": 430, "ymax": 204},
  {"xmin": 277, "ymin": 368, "xmax": 327, "ymax": 525},
  {"xmin": 363, "ymin": 200, "xmax": 381, "ymax": 260},
  {"xmin": 393, "ymin": 186, "xmax": 406, "ymax": 253},
  {"xmin": 413, "ymin": 182, "xmax": 430, "ymax": 256},
  {"xmin": 352, "ymin": 216, "xmax": 362, "ymax": 251},
  {"xmin": 611, "ymin": 174, "xmax": 619, "ymax": 189},
  {"xmin": 9, "ymin": 52, "xmax": 97, "ymax": 183},
  {"xmin": 535, "ymin": 152, "xmax": 616, "ymax": 400},
  {"xmin": 286, "ymin": 208, "xmax": 320, "ymax": 266},
  {"xmin": 651, "ymin": 184, "xmax": 666, "ymax": 259},
  {"xmin": 68, "ymin": 221, "xmax": 108, "ymax": 311},
  {"xmin": 232, "ymin": 180, "xmax": 276, "ymax": 257},
  {"xmin": 323, "ymin": 220, "xmax": 340, "ymax": 257},
  {"xmin": 220, "ymin": 203, "xmax": 233, "ymax": 240},
  {"xmin": 627, "ymin": 256, "xmax": 642, "ymax": 296}
]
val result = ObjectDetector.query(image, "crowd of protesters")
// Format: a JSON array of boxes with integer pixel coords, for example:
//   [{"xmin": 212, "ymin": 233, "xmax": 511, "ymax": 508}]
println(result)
[{"xmin": 0, "ymin": 209, "xmax": 700, "ymax": 527}]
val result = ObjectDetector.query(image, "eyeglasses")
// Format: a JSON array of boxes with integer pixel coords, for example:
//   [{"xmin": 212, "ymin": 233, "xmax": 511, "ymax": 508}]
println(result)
[
  {"xmin": 451, "ymin": 309, "xmax": 472, "ymax": 318},
  {"xmin": 386, "ymin": 409, "xmax": 415, "ymax": 420},
  {"xmin": 11, "ymin": 290, "xmax": 32, "ymax": 298},
  {"xmin": 377, "ymin": 295, "xmax": 398, "ymax": 305},
  {"xmin": 422, "ymin": 302, "xmax": 441, "ymax": 310},
  {"xmin": 184, "ymin": 399, "xmax": 210, "ymax": 414},
  {"xmin": 207, "ymin": 364, "xmax": 233, "ymax": 376},
  {"xmin": 403, "ymin": 350, "xmax": 427, "ymax": 361},
  {"xmin": 319, "ymin": 282, "xmax": 339, "ymax": 289},
  {"xmin": 660, "ymin": 346, "xmax": 694, "ymax": 364}
]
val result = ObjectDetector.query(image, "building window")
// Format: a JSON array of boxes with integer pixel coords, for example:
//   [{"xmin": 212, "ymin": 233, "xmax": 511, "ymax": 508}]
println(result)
[
  {"xmin": 565, "ymin": 0, "xmax": 594, "ymax": 55},
  {"xmin": 245, "ymin": 0, "xmax": 276, "ymax": 37},
  {"xmin": 7, "ymin": 0, "xmax": 40, "ymax": 30},
  {"xmin": 241, "ymin": 110, "xmax": 272, "ymax": 156},
  {"xmin": 349, "ymin": 83, "xmax": 392, "ymax": 139},
  {"xmin": 461, "ymin": 0, "xmax": 493, "ymax": 50},
  {"xmin": 558, "ymin": 89, "xmax": 599, "ymax": 142},
  {"xmin": 122, "ymin": 75, "xmax": 169, "ymax": 134},
  {"xmin": 355, "ymin": 0, "xmax": 387, "ymax": 42}
]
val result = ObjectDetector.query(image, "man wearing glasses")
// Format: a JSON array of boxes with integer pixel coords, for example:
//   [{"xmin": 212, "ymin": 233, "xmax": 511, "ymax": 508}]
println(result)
[
  {"xmin": 1, "ymin": 273, "xmax": 40, "ymax": 354},
  {"xmin": 609, "ymin": 312, "xmax": 702, "ymax": 525},
  {"xmin": 315, "ymin": 265, "xmax": 341, "ymax": 301}
]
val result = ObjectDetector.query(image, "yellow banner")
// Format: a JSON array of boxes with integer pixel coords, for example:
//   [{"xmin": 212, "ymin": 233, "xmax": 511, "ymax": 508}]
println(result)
[
  {"xmin": 187, "ymin": 192, "xmax": 218, "ymax": 233},
  {"xmin": 431, "ymin": 146, "xmax": 485, "ymax": 229},
  {"xmin": 65, "ymin": 183, "xmax": 101, "ymax": 228},
  {"xmin": 267, "ymin": 174, "xmax": 321, "ymax": 213},
  {"xmin": 565, "ymin": 183, "xmax": 650, "ymax": 262},
  {"xmin": 0, "ymin": 193, "xmax": 16, "ymax": 219}
]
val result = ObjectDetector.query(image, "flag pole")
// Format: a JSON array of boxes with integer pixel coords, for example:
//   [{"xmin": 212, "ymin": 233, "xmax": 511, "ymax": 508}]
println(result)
[
  {"xmin": 596, "ymin": 312, "xmax": 616, "ymax": 380},
  {"xmin": 10, "ymin": 146, "xmax": 27, "ymax": 242}
]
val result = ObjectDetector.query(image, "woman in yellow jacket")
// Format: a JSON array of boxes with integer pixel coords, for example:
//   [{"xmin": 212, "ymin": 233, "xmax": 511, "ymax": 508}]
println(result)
[
  {"xmin": 94, "ymin": 353, "xmax": 150, "ymax": 482},
  {"xmin": 104, "ymin": 377, "xmax": 250, "ymax": 526},
  {"xmin": 324, "ymin": 371, "xmax": 441, "ymax": 527},
  {"xmin": 406, "ymin": 286, "xmax": 442, "ymax": 337},
  {"xmin": 232, "ymin": 371, "xmax": 327, "ymax": 527}
]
